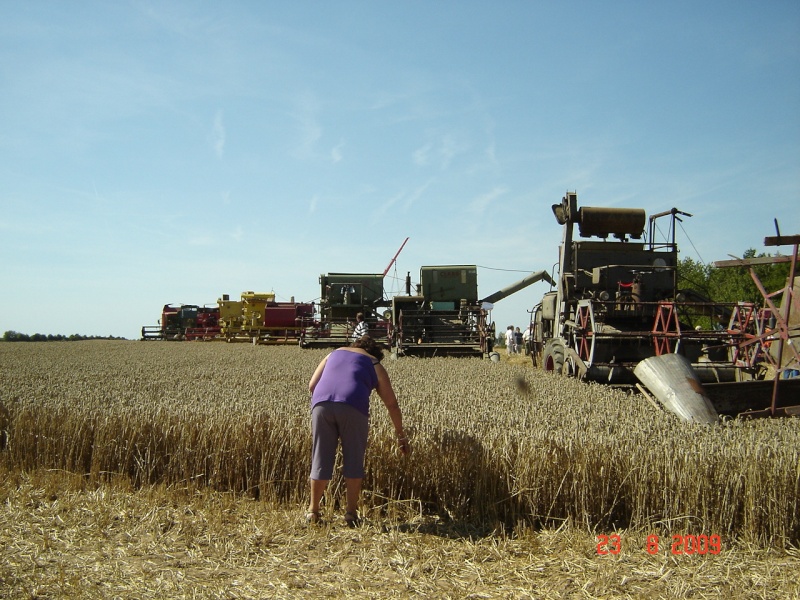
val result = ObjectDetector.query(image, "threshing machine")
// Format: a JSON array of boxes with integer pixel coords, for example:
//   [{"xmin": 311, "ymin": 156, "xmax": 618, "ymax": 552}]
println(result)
[
  {"xmin": 530, "ymin": 192, "xmax": 748, "ymax": 384},
  {"xmin": 218, "ymin": 292, "xmax": 314, "ymax": 344},
  {"xmin": 300, "ymin": 273, "xmax": 391, "ymax": 348},
  {"xmin": 141, "ymin": 304, "xmax": 220, "ymax": 341}
]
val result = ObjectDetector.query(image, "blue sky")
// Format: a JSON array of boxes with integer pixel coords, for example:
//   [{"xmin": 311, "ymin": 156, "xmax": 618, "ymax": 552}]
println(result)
[{"xmin": 2, "ymin": 1, "xmax": 799, "ymax": 339}]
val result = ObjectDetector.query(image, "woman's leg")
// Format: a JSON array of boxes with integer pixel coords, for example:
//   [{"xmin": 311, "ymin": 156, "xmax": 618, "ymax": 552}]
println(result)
[
  {"xmin": 309, "ymin": 403, "xmax": 337, "ymax": 515},
  {"xmin": 344, "ymin": 477, "xmax": 362, "ymax": 515},
  {"xmin": 338, "ymin": 405, "xmax": 369, "ymax": 518},
  {"xmin": 309, "ymin": 478, "xmax": 329, "ymax": 513}
]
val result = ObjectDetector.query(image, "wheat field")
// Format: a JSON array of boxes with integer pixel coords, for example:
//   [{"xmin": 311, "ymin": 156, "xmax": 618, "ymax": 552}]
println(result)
[{"xmin": 1, "ymin": 341, "xmax": 799, "ymax": 598}]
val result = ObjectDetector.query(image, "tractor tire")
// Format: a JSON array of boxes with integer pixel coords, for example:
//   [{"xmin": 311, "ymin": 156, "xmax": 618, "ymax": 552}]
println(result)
[{"xmin": 542, "ymin": 339, "xmax": 566, "ymax": 374}]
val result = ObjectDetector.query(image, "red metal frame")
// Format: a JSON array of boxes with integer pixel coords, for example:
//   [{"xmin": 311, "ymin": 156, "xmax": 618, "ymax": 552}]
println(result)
[
  {"xmin": 714, "ymin": 233, "xmax": 799, "ymax": 417},
  {"xmin": 728, "ymin": 302, "xmax": 761, "ymax": 368},
  {"xmin": 575, "ymin": 303, "xmax": 594, "ymax": 362},
  {"xmin": 652, "ymin": 302, "xmax": 681, "ymax": 355}
]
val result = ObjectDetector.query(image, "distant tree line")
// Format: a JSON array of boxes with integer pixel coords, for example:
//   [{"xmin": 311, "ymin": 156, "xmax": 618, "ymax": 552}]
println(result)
[{"xmin": 2, "ymin": 331, "xmax": 126, "ymax": 342}]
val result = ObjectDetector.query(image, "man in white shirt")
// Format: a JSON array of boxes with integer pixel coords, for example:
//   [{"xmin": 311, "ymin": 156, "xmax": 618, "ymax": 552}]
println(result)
[
  {"xmin": 352, "ymin": 312, "xmax": 368, "ymax": 341},
  {"xmin": 505, "ymin": 325, "xmax": 516, "ymax": 355}
]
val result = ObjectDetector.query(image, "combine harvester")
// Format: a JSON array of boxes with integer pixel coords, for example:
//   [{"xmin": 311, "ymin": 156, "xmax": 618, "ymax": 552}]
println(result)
[
  {"xmin": 141, "ymin": 304, "xmax": 220, "ymax": 341},
  {"xmin": 141, "ymin": 293, "xmax": 314, "ymax": 344},
  {"xmin": 301, "ymin": 239, "xmax": 408, "ymax": 348},
  {"xmin": 300, "ymin": 236, "xmax": 553, "ymax": 357},
  {"xmin": 218, "ymin": 292, "xmax": 314, "ymax": 344},
  {"xmin": 389, "ymin": 265, "xmax": 552, "ymax": 358},
  {"xmin": 530, "ymin": 191, "xmax": 742, "ymax": 383},
  {"xmin": 529, "ymin": 191, "xmax": 799, "ymax": 420},
  {"xmin": 300, "ymin": 272, "xmax": 391, "ymax": 348}
]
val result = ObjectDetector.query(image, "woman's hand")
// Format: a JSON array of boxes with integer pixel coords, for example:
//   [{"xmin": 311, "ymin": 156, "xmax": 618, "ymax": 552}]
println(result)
[{"xmin": 397, "ymin": 435, "xmax": 411, "ymax": 456}]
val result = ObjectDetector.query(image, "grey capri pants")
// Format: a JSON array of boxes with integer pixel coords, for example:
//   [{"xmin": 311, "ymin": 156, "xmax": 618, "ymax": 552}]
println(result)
[{"xmin": 310, "ymin": 401, "xmax": 370, "ymax": 480}]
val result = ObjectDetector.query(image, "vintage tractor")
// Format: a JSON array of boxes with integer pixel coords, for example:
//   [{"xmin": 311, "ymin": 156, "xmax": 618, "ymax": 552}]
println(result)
[{"xmin": 530, "ymin": 192, "xmax": 746, "ymax": 383}]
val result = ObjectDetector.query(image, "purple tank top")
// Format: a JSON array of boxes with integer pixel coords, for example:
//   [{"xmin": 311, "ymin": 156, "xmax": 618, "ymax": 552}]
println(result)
[{"xmin": 311, "ymin": 350, "xmax": 378, "ymax": 417}]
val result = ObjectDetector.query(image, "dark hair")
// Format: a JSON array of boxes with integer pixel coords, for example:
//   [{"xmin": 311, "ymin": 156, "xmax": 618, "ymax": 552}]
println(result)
[{"xmin": 351, "ymin": 335, "xmax": 384, "ymax": 362}]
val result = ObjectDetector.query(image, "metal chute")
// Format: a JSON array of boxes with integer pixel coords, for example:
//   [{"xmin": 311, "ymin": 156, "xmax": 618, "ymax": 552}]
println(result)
[{"xmin": 480, "ymin": 270, "xmax": 554, "ymax": 305}]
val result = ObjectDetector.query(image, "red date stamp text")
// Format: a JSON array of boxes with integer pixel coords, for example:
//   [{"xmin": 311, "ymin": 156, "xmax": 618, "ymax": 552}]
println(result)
[{"xmin": 596, "ymin": 534, "xmax": 722, "ymax": 555}]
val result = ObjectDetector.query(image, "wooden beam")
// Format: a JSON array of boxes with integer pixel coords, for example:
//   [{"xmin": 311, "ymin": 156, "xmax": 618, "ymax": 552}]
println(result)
[
  {"xmin": 712, "ymin": 255, "xmax": 794, "ymax": 268},
  {"xmin": 765, "ymin": 235, "xmax": 800, "ymax": 247}
]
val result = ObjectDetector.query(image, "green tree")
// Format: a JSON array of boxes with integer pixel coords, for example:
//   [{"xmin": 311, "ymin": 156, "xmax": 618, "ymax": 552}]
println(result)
[
  {"xmin": 676, "ymin": 256, "xmax": 712, "ymax": 297},
  {"xmin": 679, "ymin": 248, "xmax": 792, "ymax": 304}
]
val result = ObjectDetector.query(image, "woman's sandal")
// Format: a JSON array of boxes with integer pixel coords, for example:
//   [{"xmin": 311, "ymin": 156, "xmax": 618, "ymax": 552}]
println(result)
[
  {"xmin": 344, "ymin": 511, "xmax": 361, "ymax": 528},
  {"xmin": 305, "ymin": 511, "xmax": 322, "ymax": 525}
]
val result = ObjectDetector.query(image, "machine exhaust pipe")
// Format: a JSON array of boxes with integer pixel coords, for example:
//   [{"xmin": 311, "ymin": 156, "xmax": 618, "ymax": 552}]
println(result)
[{"xmin": 634, "ymin": 354, "xmax": 719, "ymax": 424}]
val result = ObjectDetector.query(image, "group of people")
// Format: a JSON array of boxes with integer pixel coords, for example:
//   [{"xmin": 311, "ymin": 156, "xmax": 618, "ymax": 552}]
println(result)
[{"xmin": 505, "ymin": 324, "xmax": 534, "ymax": 355}]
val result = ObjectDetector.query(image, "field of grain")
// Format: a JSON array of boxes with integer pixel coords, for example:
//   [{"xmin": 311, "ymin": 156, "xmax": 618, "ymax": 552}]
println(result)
[{"xmin": 1, "ymin": 341, "xmax": 799, "ymax": 598}]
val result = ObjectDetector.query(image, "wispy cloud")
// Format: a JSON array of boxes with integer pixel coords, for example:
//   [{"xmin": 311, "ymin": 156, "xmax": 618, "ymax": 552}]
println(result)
[
  {"xmin": 188, "ymin": 235, "xmax": 215, "ymax": 246},
  {"xmin": 439, "ymin": 134, "xmax": 462, "ymax": 170},
  {"xmin": 485, "ymin": 140, "xmax": 497, "ymax": 165},
  {"xmin": 291, "ymin": 93, "xmax": 322, "ymax": 159},
  {"xmin": 212, "ymin": 110, "xmax": 225, "ymax": 158},
  {"xmin": 331, "ymin": 140, "xmax": 345, "ymax": 163},
  {"xmin": 403, "ymin": 181, "xmax": 432, "ymax": 210},
  {"xmin": 470, "ymin": 186, "xmax": 508, "ymax": 216},
  {"xmin": 412, "ymin": 142, "xmax": 432, "ymax": 167},
  {"xmin": 373, "ymin": 191, "xmax": 403, "ymax": 222},
  {"xmin": 412, "ymin": 134, "xmax": 469, "ymax": 170},
  {"xmin": 309, "ymin": 195, "xmax": 319, "ymax": 214},
  {"xmin": 372, "ymin": 180, "xmax": 433, "ymax": 223}
]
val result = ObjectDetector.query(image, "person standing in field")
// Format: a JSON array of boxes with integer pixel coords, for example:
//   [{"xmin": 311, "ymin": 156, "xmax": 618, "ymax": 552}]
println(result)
[
  {"xmin": 352, "ymin": 312, "xmax": 368, "ymax": 341},
  {"xmin": 505, "ymin": 325, "xmax": 516, "ymax": 355},
  {"xmin": 522, "ymin": 323, "xmax": 533, "ymax": 355},
  {"xmin": 307, "ymin": 335, "xmax": 410, "ymax": 526}
]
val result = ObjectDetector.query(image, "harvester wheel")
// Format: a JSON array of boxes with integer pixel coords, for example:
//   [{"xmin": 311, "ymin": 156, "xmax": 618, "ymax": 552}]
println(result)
[
  {"xmin": 562, "ymin": 354, "xmax": 578, "ymax": 377},
  {"xmin": 543, "ymin": 339, "xmax": 566, "ymax": 374}
]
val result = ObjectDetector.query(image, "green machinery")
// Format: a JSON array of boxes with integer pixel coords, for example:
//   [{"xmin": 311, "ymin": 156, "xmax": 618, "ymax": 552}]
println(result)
[
  {"xmin": 300, "ymin": 273, "xmax": 390, "ymax": 347},
  {"xmin": 302, "ymin": 263, "xmax": 552, "ymax": 356},
  {"xmin": 390, "ymin": 266, "xmax": 552, "ymax": 357},
  {"xmin": 531, "ymin": 191, "xmax": 745, "ymax": 383},
  {"xmin": 390, "ymin": 265, "xmax": 490, "ymax": 357}
]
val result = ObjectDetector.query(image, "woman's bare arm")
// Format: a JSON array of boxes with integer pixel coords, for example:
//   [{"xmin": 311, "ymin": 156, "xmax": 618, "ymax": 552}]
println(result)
[
  {"xmin": 375, "ymin": 363, "xmax": 410, "ymax": 455},
  {"xmin": 308, "ymin": 355, "xmax": 329, "ymax": 394}
]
